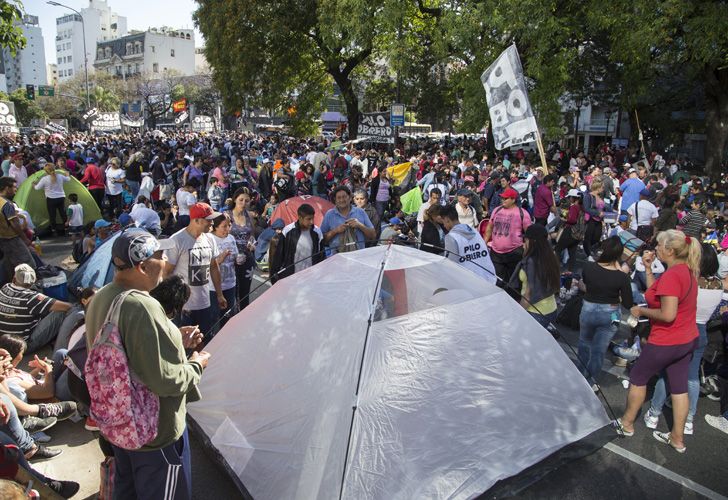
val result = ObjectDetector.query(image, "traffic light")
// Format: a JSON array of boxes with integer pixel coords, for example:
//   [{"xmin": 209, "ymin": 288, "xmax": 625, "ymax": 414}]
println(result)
[{"xmin": 25, "ymin": 84, "xmax": 35, "ymax": 100}]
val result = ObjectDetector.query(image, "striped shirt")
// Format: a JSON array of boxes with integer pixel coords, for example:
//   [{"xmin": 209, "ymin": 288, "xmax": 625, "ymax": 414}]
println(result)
[
  {"xmin": 0, "ymin": 284, "xmax": 55, "ymax": 339},
  {"xmin": 679, "ymin": 210, "xmax": 707, "ymax": 239}
]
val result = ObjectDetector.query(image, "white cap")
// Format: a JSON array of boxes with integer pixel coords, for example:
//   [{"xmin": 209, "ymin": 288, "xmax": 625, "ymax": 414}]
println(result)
[
  {"xmin": 14, "ymin": 264, "xmax": 36, "ymax": 286},
  {"xmin": 567, "ymin": 188, "xmax": 581, "ymax": 198}
]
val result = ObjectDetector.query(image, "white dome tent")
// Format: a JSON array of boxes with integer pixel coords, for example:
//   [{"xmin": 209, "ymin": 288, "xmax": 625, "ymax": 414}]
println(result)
[{"xmin": 188, "ymin": 245, "xmax": 610, "ymax": 499}]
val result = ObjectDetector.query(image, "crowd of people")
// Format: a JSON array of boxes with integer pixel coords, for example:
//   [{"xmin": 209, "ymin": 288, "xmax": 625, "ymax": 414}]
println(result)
[{"xmin": 0, "ymin": 129, "xmax": 725, "ymax": 496}]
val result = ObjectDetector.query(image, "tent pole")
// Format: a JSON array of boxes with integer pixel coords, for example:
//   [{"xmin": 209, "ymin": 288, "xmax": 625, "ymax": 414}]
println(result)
[{"xmin": 338, "ymin": 245, "xmax": 391, "ymax": 500}]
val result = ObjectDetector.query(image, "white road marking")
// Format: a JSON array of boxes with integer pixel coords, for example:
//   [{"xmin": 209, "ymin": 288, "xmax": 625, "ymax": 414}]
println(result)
[{"xmin": 604, "ymin": 442, "xmax": 728, "ymax": 500}]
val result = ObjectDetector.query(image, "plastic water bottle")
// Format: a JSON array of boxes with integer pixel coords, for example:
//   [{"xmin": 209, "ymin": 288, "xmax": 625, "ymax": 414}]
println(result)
[{"xmin": 33, "ymin": 238, "xmax": 42, "ymax": 255}]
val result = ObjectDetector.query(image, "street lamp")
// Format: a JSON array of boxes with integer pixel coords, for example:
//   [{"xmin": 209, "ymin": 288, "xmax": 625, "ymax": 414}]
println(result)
[
  {"xmin": 47, "ymin": 1, "xmax": 90, "ymax": 110},
  {"xmin": 573, "ymin": 97, "xmax": 584, "ymax": 152}
]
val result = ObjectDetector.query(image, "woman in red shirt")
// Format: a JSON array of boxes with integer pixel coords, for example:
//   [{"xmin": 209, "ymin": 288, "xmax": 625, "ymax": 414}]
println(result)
[{"xmin": 616, "ymin": 230, "xmax": 702, "ymax": 453}]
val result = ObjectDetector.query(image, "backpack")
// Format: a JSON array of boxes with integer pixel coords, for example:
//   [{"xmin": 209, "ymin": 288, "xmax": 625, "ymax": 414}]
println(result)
[
  {"xmin": 85, "ymin": 291, "xmax": 159, "ymax": 450},
  {"xmin": 570, "ymin": 208, "xmax": 587, "ymax": 241},
  {"xmin": 72, "ymin": 239, "xmax": 84, "ymax": 264}
]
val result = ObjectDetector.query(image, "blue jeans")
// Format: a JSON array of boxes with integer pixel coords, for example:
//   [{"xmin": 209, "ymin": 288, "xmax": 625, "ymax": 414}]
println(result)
[
  {"xmin": 578, "ymin": 301, "xmax": 619, "ymax": 385},
  {"xmin": 126, "ymin": 180, "xmax": 140, "ymax": 200},
  {"xmin": 26, "ymin": 310, "xmax": 67, "ymax": 354},
  {"xmin": 650, "ymin": 323, "xmax": 707, "ymax": 420},
  {"xmin": 0, "ymin": 394, "xmax": 34, "ymax": 453},
  {"xmin": 208, "ymin": 288, "xmax": 236, "ymax": 338},
  {"xmin": 178, "ymin": 307, "xmax": 213, "ymax": 344},
  {"xmin": 529, "ymin": 310, "xmax": 557, "ymax": 330}
]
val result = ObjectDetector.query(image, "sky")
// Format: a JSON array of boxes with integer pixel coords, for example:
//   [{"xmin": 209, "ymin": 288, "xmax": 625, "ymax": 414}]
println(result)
[{"xmin": 24, "ymin": 0, "xmax": 203, "ymax": 64}]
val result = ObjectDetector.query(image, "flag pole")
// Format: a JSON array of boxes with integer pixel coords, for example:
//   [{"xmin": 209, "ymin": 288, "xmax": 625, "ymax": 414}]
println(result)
[{"xmin": 535, "ymin": 127, "xmax": 549, "ymax": 172}]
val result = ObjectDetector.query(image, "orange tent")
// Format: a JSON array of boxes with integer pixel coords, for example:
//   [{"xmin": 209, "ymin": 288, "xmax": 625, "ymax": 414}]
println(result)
[{"xmin": 271, "ymin": 195, "xmax": 334, "ymax": 227}]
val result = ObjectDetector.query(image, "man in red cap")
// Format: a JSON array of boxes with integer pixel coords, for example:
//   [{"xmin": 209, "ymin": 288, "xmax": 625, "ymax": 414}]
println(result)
[
  {"xmin": 485, "ymin": 187, "xmax": 532, "ymax": 286},
  {"xmin": 164, "ymin": 202, "xmax": 227, "ymax": 342}
]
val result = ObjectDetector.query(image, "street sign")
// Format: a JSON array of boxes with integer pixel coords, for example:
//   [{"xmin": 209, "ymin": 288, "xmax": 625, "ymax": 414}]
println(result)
[
  {"xmin": 390, "ymin": 103, "xmax": 405, "ymax": 127},
  {"xmin": 38, "ymin": 85, "xmax": 55, "ymax": 97}
]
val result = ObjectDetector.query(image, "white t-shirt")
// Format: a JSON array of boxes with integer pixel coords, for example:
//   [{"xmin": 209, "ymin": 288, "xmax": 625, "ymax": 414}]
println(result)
[
  {"xmin": 209, "ymin": 233, "xmax": 237, "ymax": 291},
  {"xmin": 696, "ymin": 288, "xmax": 723, "ymax": 324},
  {"xmin": 105, "ymin": 168, "xmax": 125, "ymax": 195},
  {"xmin": 9, "ymin": 165, "xmax": 27, "ymax": 185},
  {"xmin": 165, "ymin": 230, "xmax": 219, "ymax": 311},
  {"xmin": 176, "ymin": 189, "xmax": 196, "ymax": 216},
  {"xmin": 627, "ymin": 200, "xmax": 659, "ymax": 230},
  {"xmin": 34, "ymin": 173, "xmax": 70, "ymax": 199},
  {"xmin": 416, "ymin": 201, "xmax": 432, "ymax": 234},
  {"xmin": 67, "ymin": 203, "xmax": 84, "ymax": 226},
  {"xmin": 283, "ymin": 222, "xmax": 323, "ymax": 274}
]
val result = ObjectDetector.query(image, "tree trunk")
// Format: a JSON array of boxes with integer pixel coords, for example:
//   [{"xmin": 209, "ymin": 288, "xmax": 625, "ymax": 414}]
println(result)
[
  {"xmin": 333, "ymin": 74, "xmax": 360, "ymax": 140},
  {"xmin": 703, "ymin": 66, "xmax": 728, "ymax": 178}
]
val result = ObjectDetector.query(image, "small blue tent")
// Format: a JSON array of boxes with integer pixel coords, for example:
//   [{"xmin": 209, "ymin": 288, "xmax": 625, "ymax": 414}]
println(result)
[{"xmin": 67, "ymin": 231, "xmax": 120, "ymax": 295}]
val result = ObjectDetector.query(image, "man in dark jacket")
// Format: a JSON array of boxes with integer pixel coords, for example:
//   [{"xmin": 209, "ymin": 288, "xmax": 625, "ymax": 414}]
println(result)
[{"xmin": 270, "ymin": 203, "xmax": 324, "ymax": 283}]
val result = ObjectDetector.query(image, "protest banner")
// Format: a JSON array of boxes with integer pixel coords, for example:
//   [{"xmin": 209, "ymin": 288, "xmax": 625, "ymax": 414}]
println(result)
[
  {"xmin": 191, "ymin": 115, "xmax": 215, "ymax": 133},
  {"xmin": 357, "ymin": 112, "xmax": 394, "ymax": 144},
  {"xmin": 45, "ymin": 120, "xmax": 69, "ymax": 135},
  {"xmin": 175, "ymin": 111, "xmax": 189, "ymax": 127},
  {"xmin": 173, "ymin": 99, "xmax": 187, "ymax": 113},
  {"xmin": 0, "ymin": 101, "xmax": 19, "ymax": 134},
  {"xmin": 82, "ymin": 108, "xmax": 99, "ymax": 122},
  {"xmin": 480, "ymin": 45, "xmax": 539, "ymax": 151},
  {"xmin": 91, "ymin": 112, "xmax": 121, "ymax": 131}
]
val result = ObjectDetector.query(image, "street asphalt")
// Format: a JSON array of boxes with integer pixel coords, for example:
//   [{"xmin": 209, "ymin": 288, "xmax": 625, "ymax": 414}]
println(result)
[{"xmin": 32, "ymin": 235, "xmax": 728, "ymax": 499}]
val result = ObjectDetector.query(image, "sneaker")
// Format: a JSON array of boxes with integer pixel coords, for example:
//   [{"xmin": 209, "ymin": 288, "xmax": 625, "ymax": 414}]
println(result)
[
  {"xmin": 705, "ymin": 414, "xmax": 728, "ymax": 435},
  {"xmin": 47, "ymin": 479, "xmax": 80, "ymax": 499},
  {"xmin": 643, "ymin": 408, "xmax": 660, "ymax": 429},
  {"xmin": 613, "ymin": 356, "xmax": 628, "ymax": 367},
  {"xmin": 684, "ymin": 419, "xmax": 694, "ymax": 435},
  {"xmin": 591, "ymin": 384, "xmax": 600, "ymax": 393},
  {"xmin": 31, "ymin": 431, "xmax": 52, "ymax": 443},
  {"xmin": 22, "ymin": 416, "xmax": 57, "ymax": 433},
  {"xmin": 37, "ymin": 401, "xmax": 77, "ymax": 421},
  {"xmin": 84, "ymin": 416, "xmax": 99, "ymax": 432},
  {"xmin": 29, "ymin": 445, "xmax": 63, "ymax": 461}
]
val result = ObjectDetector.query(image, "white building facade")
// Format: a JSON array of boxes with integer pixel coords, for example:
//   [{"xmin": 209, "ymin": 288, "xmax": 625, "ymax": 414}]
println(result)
[
  {"xmin": 2, "ymin": 15, "xmax": 47, "ymax": 93},
  {"xmin": 55, "ymin": 0, "xmax": 127, "ymax": 82},
  {"xmin": 94, "ymin": 28, "xmax": 195, "ymax": 79}
]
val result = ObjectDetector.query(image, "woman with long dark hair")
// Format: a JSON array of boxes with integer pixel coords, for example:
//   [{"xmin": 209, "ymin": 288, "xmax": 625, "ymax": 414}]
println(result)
[
  {"xmin": 578, "ymin": 236, "xmax": 634, "ymax": 391},
  {"xmin": 554, "ymin": 189, "xmax": 584, "ymax": 272},
  {"xmin": 509, "ymin": 224, "xmax": 561, "ymax": 329},
  {"xmin": 420, "ymin": 204, "xmax": 444, "ymax": 255},
  {"xmin": 229, "ymin": 187, "xmax": 256, "ymax": 310}
]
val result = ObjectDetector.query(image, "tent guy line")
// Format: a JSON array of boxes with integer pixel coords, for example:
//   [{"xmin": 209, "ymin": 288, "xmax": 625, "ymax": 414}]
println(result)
[{"xmin": 603, "ymin": 443, "xmax": 728, "ymax": 500}]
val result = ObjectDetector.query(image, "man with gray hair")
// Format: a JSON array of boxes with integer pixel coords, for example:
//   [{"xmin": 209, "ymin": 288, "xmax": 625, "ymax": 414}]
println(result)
[{"xmin": 0, "ymin": 264, "xmax": 71, "ymax": 353}]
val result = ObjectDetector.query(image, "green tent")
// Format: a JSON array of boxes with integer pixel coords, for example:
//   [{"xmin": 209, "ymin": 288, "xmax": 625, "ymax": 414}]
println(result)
[{"xmin": 14, "ymin": 169, "xmax": 102, "ymax": 230}]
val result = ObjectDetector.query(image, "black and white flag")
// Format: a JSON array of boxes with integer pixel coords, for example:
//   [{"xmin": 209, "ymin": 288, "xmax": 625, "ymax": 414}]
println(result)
[{"xmin": 480, "ymin": 45, "xmax": 539, "ymax": 150}]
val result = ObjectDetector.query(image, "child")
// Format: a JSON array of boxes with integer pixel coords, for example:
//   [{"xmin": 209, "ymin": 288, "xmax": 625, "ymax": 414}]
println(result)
[
  {"xmin": 207, "ymin": 176, "xmax": 223, "ymax": 211},
  {"xmin": 81, "ymin": 222, "xmax": 96, "ymax": 258},
  {"xmin": 121, "ymin": 183, "xmax": 134, "ymax": 209},
  {"xmin": 66, "ymin": 193, "xmax": 84, "ymax": 246},
  {"xmin": 679, "ymin": 194, "xmax": 708, "ymax": 239}
]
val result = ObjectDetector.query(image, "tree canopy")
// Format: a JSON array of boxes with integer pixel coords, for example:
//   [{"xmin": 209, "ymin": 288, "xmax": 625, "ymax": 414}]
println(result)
[{"xmin": 0, "ymin": 0, "xmax": 26, "ymax": 56}]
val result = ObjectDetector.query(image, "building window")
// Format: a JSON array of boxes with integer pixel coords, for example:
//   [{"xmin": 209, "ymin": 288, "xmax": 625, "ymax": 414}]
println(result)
[
  {"xmin": 151, "ymin": 46, "xmax": 155, "ymax": 53},
  {"xmin": 68, "ymin": 69, "xmax": 72, "ymax": 76},
  {"xmin": 171, "ymin": 49, "xmax": 175, "ymax": 57},
  {"xmin": 97, "ymin": 49, "xmax": 103, "ymax": 59},
  {"xmin": 153, "ymin": 63, "xmax": 159, "ymax": 73},
  {"xmin": 57, "ymin": 57, "xmax": 61, "ymax": 64},
  {"xmin": 67, "ymin": 55, "xmax": 72, "ymax": 62}
]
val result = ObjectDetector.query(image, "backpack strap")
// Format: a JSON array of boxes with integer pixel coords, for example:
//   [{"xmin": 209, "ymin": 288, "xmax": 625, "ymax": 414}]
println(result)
[{"xmin": 92, "ymin": 290, "xmax": 138, "ymax": 346}]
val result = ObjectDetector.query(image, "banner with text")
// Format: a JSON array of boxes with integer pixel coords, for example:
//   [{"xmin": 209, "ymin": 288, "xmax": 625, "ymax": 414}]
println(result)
[
  {"xmin": 191, "ymin": 115, "xmax": 215, "ymax": 133},
  {"xmin": 480, "ymin": 45, "xmax": 538, "ymax": 150},
  {"xmin": 91, "ymin": 112, "xmax": 121, "ymax": 131},
  {"xmin": 0, "ymin": 102, "xmax": 19, "ymax": 134},
  {"xmin": 45, "ymin": 120, "xmax": 69, "ymax": 135},
  {"xmin": 357, "ymin": 112, "xmax": 394, "ymax": 144},
  {"xmin": 120, "ymin": 116, "xmax": 143, "ymax": 128}
]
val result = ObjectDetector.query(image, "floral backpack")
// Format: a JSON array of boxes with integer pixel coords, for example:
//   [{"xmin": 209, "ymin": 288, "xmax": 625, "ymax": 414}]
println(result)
[{"xmin": 85, "ymin": 291, "xmax": 159, "ymax": 450}]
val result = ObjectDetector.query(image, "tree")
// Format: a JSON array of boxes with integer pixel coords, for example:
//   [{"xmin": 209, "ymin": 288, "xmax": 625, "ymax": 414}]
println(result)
[
  {"xmin": 136, "ymin": 72, "xmax": 184, "ymax": 129},
  {"xmin": 0, "ymin": 0, "xmax": 26, "ymax": 56},
  {"xmin": 194, "ymin": 0, "xmax": 401, "ymax": 138}
]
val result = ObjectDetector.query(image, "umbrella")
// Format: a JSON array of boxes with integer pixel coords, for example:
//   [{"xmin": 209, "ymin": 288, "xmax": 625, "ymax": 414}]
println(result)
[{"xmin": 270, "ymin": 195, "xmax": 334, "ymax": 227}]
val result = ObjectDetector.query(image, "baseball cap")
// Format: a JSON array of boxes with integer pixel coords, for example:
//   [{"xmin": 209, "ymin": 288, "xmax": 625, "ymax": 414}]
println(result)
[
  {"xmin": 567, "ymin": 188, "xmax": 582, "ymax": 198},
  {"xmin": 94, "ymin": 219, "xmax": 112, "ymax": 229},
  {"xmin": 501, "ymin": 187, "xmax": 518, "ymax": 199},
  {"xmin": 603, "ymin": 167, "xmax": 612, "ymax": 174},
  {"xmin": 456, "ymin": 188, "xmax": 470, "ymax": 196},
  {"xmin": 119, "ymin": 212, "xmax": 134, "ymax": 226},
  {"xmin": 623, "ymin": 162, "xmax": 631, "ymax": 168},
  {"xmin": 37, "ymin": 158, "xmax": 48, "ymax": 167},
  {"xmin": 112, "ymin": 228, "xmax": 175, "ymax": 268},
  {"xmin": 618, "ymin": 214, "xmax": 629, "ymax": 223},
  {"xmin": 14, "ymin": 264, "xmax": 36, "ymax": 286},
  {"xmin": 389, "ymin": 217, "xmax": 402, "ymax": 225},
  {"xmin": 628, "ymin": 167, "xmax": 637, "ymax": 174},
  {"xmin": 189, "ymin": 202, "xmax": 221, "ymax": 220},
  {"xmin": 639, "ymin": 188, "xmax": 652, "ymax": 197}
]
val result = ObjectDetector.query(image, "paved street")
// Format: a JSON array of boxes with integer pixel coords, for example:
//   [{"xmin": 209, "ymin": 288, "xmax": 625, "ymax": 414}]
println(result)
[{"xmin": 36, "ymin": 236, "xmax": 728, "ymax": 499}]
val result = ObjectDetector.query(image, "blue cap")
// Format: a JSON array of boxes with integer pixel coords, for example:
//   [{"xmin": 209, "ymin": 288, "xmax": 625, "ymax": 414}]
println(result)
[
  {"xmin": 389, "ymin": 217, "xmax": 402, "ymax": 225},
  {"xmin": 618, "ymin": 214, "xmax": 629, "ymax": 222},
  {"xmin": 271, "ymin": 218, "xmax": 285, "ymax": 229},
  {"xmin": 639, "ymin": 188, "xmax": 652, "ymax": 197},
  {"xmin": 119, "ymin": 212, "xmax": 133, "ymax": 226},
  {"xmin": 94, "ymin": 219, "xmax": 112, "ymax": 229}
]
